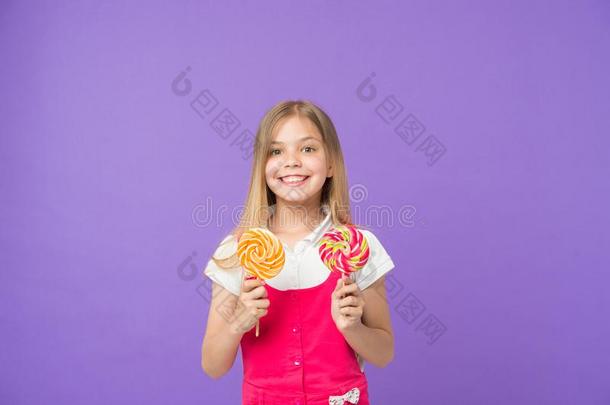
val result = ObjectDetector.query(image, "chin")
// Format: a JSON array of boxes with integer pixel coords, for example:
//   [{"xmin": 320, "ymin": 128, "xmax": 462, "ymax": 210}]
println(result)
[{"xmin": 277, "ymin": 192, "xmax": 311, "ymax": 204}]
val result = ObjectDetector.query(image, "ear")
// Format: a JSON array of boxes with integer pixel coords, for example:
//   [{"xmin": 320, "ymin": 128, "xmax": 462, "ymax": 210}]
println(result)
[{"xmin": 327, "ymin": 165, "xmax": 334, "ymax": 178}]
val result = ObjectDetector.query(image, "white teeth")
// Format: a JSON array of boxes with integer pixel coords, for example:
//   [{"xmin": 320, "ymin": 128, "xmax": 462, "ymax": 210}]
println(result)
[{"xmin": 281, "ymin": 176, "xmax": 307, "ymax": 183}]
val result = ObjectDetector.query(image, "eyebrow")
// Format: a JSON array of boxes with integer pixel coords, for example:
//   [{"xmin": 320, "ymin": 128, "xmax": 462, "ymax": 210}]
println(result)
[{"xmin": 270, "ymin": 136, "xmax": 320, "ymax": 145}]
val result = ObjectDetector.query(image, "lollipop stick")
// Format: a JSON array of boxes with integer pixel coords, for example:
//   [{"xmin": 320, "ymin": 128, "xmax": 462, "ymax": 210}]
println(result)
[
  {"xmin": 238, "ymin": 227, "xmax": 285, "ymax": 339},
  {"xmin": 339, "ymin": 272, "xmax": 349, "ymax": 298},
  {"xmin": 255, "ymin": 274, "xmax": 260, "ymax": 337}
]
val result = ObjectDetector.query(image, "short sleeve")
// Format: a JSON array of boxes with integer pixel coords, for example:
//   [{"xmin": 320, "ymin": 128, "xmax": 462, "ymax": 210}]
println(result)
[
  {"xmin": 203, "ymin": 234, "xmax": 244, "ymax": 296},
  {"xmin": 354, "ymin": 229, "xmax": 395, "ymax": 291}
]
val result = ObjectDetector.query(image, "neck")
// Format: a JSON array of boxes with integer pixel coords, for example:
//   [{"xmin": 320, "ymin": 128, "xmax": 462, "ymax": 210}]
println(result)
[{"xmin": 269, "ymin": 200, "xmax": 325, "ymax": 234}]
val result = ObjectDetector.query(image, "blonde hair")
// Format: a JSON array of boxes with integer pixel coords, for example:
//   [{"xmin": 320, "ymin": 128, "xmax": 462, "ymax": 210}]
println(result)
[{"xmin": 212, "ymin": 99, "xmax": 360, "ymax": 269}]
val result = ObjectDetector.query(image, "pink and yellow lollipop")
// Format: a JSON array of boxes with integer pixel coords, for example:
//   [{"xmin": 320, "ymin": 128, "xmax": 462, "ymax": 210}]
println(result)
[
  {"xmin": 237, "ymin": 227, "xmax": 285, "ymax": 336},
  {"xmin": 318, "ymin": 224, "xmax": 370, "ymax": 281}
]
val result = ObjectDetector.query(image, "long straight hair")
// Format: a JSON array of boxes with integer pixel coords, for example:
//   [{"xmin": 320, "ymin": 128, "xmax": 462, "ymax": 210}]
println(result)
[{"xmin": 212, "ymin": 99, "xmax": 356, "ymax": 269}]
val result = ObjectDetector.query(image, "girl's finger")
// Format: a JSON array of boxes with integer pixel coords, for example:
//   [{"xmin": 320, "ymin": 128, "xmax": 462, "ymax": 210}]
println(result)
[
  {"xmin": 249, "ymin": 285, "xmax": 267, "ymax": 298},
  {"xmin": 344, "ymin": 282, "xmax": 360, "ymax": 295},
  {"xmin": 339, "ymin": 296, "xmax": 359, "ymax": 308},
  {"xmin": 338, "ymin": 285, "xmax": 360, "ymax": 299},
  {"xmin": 340, "ymin": 306, "xmax": 361, "ymax": 317},
  {"xmin": 332, "ymin": 279, "xmax": 342, "ymax": 299},
  {"xmin": 243, "ymin": 278, "xmax": 265, "ymax": 292}
]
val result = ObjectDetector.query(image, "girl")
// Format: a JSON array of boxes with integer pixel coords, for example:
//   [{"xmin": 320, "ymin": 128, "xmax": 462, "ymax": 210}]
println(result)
[{"xmin": 201, "ymin": 100, "xmax": 396, "ymax": 404}]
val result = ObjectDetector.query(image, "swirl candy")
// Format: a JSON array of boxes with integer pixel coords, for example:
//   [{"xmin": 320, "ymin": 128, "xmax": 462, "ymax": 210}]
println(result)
[
  {"xmin": 237, "ymin": 227, "xmax": 285, "ymax": 336},
  {"xmin": 238, "ymin": 228, "xmax": 285, "ymax": 279},
  {"xmin": 318, "ymin": 225, "xmax": 370, "ymax": 278}
]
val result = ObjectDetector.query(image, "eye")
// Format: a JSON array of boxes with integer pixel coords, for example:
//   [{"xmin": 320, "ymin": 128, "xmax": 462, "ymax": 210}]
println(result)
[
  {"xmin": 303, "ymin": 146, "xmax": 316, "ymax": 153},
  {"xmin": 269, "ymin": 149, "xmax": 281, "ymax": 156}
]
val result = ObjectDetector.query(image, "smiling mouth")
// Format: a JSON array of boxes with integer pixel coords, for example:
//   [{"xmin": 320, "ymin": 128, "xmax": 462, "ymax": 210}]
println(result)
[{"xmin": 279, "ymin": 175, "xmax": 310, "ymax": 185}]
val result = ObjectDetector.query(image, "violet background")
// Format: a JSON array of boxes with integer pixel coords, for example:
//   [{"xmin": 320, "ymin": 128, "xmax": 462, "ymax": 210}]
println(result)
[{"xmin": 1, "ymin": 0, "xmax": 609, "ymax": 404}]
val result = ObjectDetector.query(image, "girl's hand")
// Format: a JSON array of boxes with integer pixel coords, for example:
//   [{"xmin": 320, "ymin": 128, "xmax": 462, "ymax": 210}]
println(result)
[
  {"xmin": 331, "ymin": 275, "xmax": 365, "ymax": 333},
  {"xmin": 231, "ymin": 277, "xmax": 270, "ymax": 335}
]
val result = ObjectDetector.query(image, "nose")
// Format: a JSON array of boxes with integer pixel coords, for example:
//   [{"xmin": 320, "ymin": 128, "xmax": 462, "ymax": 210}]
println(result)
[{"xmin": 282, "ymin": 150, "xmax": 302, "ymax": 168}]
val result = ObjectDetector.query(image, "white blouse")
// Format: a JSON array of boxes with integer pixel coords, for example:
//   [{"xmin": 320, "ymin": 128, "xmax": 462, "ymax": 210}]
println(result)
[{"xmin": 203, "ymin": 204, "xmax": 396, "ymax": 372}]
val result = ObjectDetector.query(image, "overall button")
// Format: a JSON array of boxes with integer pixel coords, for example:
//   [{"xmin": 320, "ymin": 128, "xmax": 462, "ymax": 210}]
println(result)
[
  {"xmin": 291, "ymin": 324, "xmax": 300, "ymax": 334},
  {"xmin": 293, "ymin": 355, "xmax": 302, "ymax": 366}
]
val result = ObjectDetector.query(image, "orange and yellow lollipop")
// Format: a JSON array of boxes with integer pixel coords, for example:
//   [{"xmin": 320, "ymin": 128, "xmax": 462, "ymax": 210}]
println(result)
[{"xmin": 237, "ymin": 227, "xmax": 285, "ymax": 336}]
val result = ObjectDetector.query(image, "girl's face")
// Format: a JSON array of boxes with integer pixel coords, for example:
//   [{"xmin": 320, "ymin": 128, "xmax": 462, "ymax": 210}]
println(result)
[{"xmin": 265, "ymin": 116, "xmax": 332, "ymax": 206}]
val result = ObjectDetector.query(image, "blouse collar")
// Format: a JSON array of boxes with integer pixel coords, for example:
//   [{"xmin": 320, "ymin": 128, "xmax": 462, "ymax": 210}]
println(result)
[{"xmin": 267, "ymin": 203, "xmax": 332, "ymax": 245}]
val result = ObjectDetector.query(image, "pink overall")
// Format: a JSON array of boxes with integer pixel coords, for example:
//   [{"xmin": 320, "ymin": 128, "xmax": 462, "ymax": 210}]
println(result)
[{"xmin": 240, "ymin": 270, "xmax": 370, "ymax": 405}]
